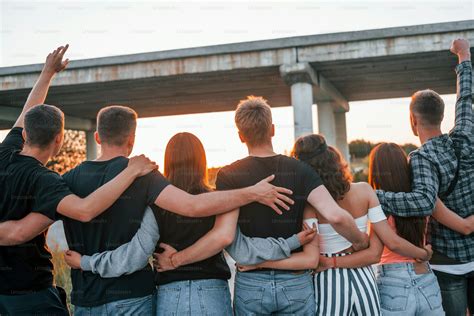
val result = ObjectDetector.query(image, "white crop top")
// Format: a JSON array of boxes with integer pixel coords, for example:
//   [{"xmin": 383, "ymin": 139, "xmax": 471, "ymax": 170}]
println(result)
[{"xmin": 304, "ymin": 205, "xmax": 386, "ymax": 254}]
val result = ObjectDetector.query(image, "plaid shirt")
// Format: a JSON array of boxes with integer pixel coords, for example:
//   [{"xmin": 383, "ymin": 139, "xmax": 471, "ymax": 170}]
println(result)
[{"xmin": 377, "ymin": 61, "xmax": 473, "ymax": 263}]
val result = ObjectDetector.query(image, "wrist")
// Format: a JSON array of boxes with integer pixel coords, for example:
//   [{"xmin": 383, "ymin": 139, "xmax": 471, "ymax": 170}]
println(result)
[
  {"xmin": 40, "ymin": 68, "xmax": 56, "ymax": 79},
  {"xmin": 458, "ymin": 52, "xmax": 471, "ymax": 63},
  {"xmin": 246, "ymin": 186, "xmax": 258, "ymax": 203},
  {"xmin": 170, "ymin": 253, "xmax": 181, "ymax": 269}
]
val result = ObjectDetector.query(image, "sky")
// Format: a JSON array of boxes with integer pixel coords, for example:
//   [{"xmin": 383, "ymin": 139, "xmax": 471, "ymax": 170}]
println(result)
[{"xmin": 0, "ymin": 0, "xmax": 472, "ymax": 167}]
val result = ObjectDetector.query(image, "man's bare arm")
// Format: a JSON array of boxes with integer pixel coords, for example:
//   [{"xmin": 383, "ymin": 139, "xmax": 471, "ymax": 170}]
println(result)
[
  {"xmin": 0, "ymin": 213, "xmax": 53, "ymax": 246},
  {"xmin": 155, "ymin": 175, "xmax": 294, "ymax": 217},
  {"xmin": 14, "ymin": 45, "xmax": 69, "ymax": 128},
  {"xmin": 307, "ymin": 185, "xmax": 369, "ymax": 250},
  {"xmin": 58, "ymin": 155, "xmax": 157, "ymax": 222}
]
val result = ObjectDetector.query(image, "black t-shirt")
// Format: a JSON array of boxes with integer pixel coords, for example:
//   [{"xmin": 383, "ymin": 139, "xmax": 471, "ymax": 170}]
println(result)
[
  {"xmin": 216, "ymin": 155, "xmax": 322, "ymax": 242},
  {"xmin": 61, "ymin": 157, "xmax": 170, "ymax": 307},
  {"xmin": 0, "ymin": 128, "xmax": 72, "ymax": 295},
  {"xmin": 153, "ymin": 198, "xmax": 231, "ymax": 285}
]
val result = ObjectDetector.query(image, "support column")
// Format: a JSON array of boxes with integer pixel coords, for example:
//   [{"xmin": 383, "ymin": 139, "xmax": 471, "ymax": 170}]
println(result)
[
  {"xmin": 291, "ymin": 82, "xmax": 314, "ymax": 138},
  {"xmin": 86, "ymin": 131, "xmax": 98, "ymax": 160},
  {"xmin": 317, "ymin": 102, "xmax": 336, "ymax": 146},
  {"xmin": 334, "ymin": 111, "xmax": 350, "ymax": 162},
  {"xmin": 280, "ymin": 63, "xmax": 317, "ymax": 139}
]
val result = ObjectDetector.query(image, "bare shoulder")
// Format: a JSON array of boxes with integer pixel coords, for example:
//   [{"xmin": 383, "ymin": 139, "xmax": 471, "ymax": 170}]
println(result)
[{"xmin": 350, "ymin": 182, "xmax": 373, "ymax": 194}]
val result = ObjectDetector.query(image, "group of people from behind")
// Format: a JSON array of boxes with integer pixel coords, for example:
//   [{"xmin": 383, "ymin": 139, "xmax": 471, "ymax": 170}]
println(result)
[{"xmin": 0, "ymin": 39, "xmax": 472, "ymax": 316}]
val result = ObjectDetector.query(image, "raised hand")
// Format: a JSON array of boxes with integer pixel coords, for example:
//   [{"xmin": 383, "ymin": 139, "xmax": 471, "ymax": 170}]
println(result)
[
  {"xmin": 252, "ymin": 175, "xmax": 294, "ymax": 215},
  {"xmin": 43, "ymin": 44, "xmax": 70, "ymax": 76},
  {"xmin": 153, "ymin": 243, "xmax": 178, "ymax": 272},
  {"xmin": 64, "ymin": 250, "xmax": 82, "ymax": 270},
  {"xmin": 127, "ymin": 154, "xmax": 158, "ymax": 177},
  {"xmin": 450, "ymin": 39, "xmax": 471, "ymax": 63}
]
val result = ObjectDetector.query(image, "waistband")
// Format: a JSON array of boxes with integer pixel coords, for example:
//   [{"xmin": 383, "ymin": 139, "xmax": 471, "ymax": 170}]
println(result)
[
  {"xmin": 377, "ymin": 262, "xmax": 431, "ymax": 273},
  {"xmin": 240, "ymin": 269, "xmax": 311, "ymax": 275}
]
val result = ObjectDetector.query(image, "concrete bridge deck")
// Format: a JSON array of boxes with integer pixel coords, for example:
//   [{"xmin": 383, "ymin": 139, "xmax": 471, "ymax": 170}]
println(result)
[{"xmin": 1, "ymin": 20, "xmax": 473, "ymax": 159}]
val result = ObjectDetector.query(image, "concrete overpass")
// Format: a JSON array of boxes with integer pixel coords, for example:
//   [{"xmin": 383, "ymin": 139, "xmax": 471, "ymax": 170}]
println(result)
[{"xmin": 1, "ymin": 20, "xmax": 473, "ymax": 160}]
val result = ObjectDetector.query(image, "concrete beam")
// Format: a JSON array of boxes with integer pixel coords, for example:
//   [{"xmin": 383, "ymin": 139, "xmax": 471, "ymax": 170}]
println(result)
[
  {"xmin": 280, "ymin": 62, "xmax": 349, "ymax": 112},
  {"xmin": 0, "ymin": 106, "xmax": 96, "ymax": 131}
]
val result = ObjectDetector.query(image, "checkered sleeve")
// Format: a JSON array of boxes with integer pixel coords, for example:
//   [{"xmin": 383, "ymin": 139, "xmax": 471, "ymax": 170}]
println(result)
[
  {"xmin": 450, "ymin": 61, "xmax": 473, "ymax": 142},
  {"xmin": 376, "ymin": 153, "xmax": 439, "ymax": 217}
]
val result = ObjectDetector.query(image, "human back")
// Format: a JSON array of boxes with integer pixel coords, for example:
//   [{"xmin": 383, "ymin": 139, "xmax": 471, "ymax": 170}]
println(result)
[{"xmin": 153, "ymin": 132, "xmax": 230, "ymax": 286}]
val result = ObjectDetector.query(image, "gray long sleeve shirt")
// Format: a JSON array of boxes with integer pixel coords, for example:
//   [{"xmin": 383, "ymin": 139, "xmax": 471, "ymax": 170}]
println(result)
[{"xmin": 80, "ymin": 207, "xmax": 300, "ymax": 278}]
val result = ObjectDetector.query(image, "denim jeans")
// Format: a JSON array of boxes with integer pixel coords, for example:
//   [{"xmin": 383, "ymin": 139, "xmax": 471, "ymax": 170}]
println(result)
[
  {"xmin": 0, "ymin": 286, "xmax": 69, "ymax": 316},
  {"xmin": 233, "ymin": 270, "xmax": 315, "ymax": 316},
  {"xmin": 74, "ymin": 294, "xmax": 154, "ymax": 316},
  {"xmin": 155, "ymin": 278, "xmax": 232, "ymax": 316},
  {"xmin": 433, "ymin": 269, "xmax": 474, "ymax": 316},
  {"xmin": 376, "ymin": 263, "xmax": 444, "ymax": 316}
]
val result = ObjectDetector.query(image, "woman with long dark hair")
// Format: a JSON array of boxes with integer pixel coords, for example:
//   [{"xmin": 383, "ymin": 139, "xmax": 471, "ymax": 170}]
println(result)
[{"xmin": 239, "ymin": 134, "xmax": 433, "ymax": 315}]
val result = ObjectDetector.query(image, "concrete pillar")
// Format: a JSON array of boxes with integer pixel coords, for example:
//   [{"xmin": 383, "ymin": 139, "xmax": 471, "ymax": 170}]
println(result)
[
  {"xmin": 280, "ymin": 63, "xmax": 318, "ymax": 139},
  {"xmin": 334, "ymin": 111, "xmax": 350, "ymax": 162},
  {"xmin": 86, "ymin": 131, "xmax": 98, "ymax": 160},
  {"xmin": 317, "ymin": 102, "xmax": 336, "ymax": 146},
  {"xmin": 291, "ymin": 82, "xmax": 314, "ymax": 138}
]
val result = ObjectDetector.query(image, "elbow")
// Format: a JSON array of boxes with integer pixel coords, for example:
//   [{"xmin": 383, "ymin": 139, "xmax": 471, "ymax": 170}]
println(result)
[
  {"xmin": 369, "ymin": 250, "xmax": 382, "ymax": 265},
  {"xmin": 216, "ymin": 230, "xmax": 235, "ymax": 249},
  {"xmin": 309, "ymin": 254, "xmax": 319, "ymax": 269},
  {"xmin": 460, "ymin": 224, "xmax": 472, "ymax": 236},
  {"xmin": 8, "ymin": 232, "xmax": 27, "ymax": 246},
  {"xmin": 386, "ymin": 239, "xmax": 402, "ymax": 253},
  {"xmin": 326, "ymin": 212, "xmax": 346, "ymax": 226}
]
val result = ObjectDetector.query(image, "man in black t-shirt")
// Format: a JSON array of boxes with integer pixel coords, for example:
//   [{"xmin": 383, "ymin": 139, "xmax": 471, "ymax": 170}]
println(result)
[
  {"xmin": 154, "ymin": 96, "xmax": 370, "ymax": 315},
  {"xmin": 0, "ymin": 47, "xmax": 157, "ymax": 315}
]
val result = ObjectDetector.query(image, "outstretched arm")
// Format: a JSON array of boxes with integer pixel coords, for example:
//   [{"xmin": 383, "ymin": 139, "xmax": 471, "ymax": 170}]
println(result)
[
  {"xmin": 376, "ymin": 153, "xmax": 439, "ymax": 217},
  {"xmin": 307, "ymin": 185, "xmax": 369, "ymax": 251},
  {"xmin": 155, "ymin": 175, "xmax": 294, "ymax": 218},
  {"xmin": 432, "ymin": 198, "xmax": 474, "ymax": 235},
  {"xmin": 238, "ymin": 207, "xmax": 320, "ymax": 271},
  {"xmin": 64, "ymin": 207, "xmax": 159, "ymax": 277},
  {"xmin": 58, "ymin": 155, "xmax": 157, "ymax": 222},
  {"xmin": 153, "ymin": 209, "xmax": 312, "ymax": 272},
  {"xmin": 14, "ymin": 45, "xmax": 69, "ymax": 128},
  {"xmin": 366, "ymin": 186, "xmax": 431, "ymax": 261},
  {"xmin": 0, "ymin": 213, "xmax": 53, "ymax": 246},
  {"xmin": 318, "ymin": 224, "xmax": 384, "ymax": 270}
]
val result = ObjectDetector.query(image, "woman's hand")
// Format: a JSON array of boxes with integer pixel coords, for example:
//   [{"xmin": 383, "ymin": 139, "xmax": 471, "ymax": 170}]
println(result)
[
  {"xmin": 64, "ymin": 250, "xmax": 82, "ymax": 269},
  {"xmin": 153, "ymin": 243, "xmax": 178, "ymax": 272},
  {"xmin": 416, "ymin": 244, "xmax": 433, "ymax": 262}
]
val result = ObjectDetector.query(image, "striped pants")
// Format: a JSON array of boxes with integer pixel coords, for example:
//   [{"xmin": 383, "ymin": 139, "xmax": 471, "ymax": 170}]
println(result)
[{"xmin": 315, "ymin": 254, "xmax": 381, "ymax": 316}]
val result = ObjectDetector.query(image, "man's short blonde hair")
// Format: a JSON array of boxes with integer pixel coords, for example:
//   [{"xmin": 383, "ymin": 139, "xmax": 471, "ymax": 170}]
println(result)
[{"xmin": 235, "ymin": 96, "xmax": 273, "ymax": 146}]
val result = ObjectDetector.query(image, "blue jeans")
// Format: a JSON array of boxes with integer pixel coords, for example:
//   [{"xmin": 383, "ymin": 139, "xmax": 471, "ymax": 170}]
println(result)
[
  {"xmin": 234, "ymin": 270, "xmax": 315, "ymax": 316},
  {"xmin": 155, "ymin": 278, "xmax": 232, "ymax": 316},
  {"xmin": 433, "ymin": 269, "xmax": 474, "ymax": 316},
  {"xmin": 376, "ymin": 263, "xmax": 444, "ymax": 316},
  {"xmin": 74, "ymin": 294, "xmax": 154, "ymax": 316}
]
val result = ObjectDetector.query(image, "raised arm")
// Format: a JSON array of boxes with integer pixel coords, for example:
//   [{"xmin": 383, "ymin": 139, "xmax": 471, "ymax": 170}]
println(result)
[
  {"xmin": 64, "ymin": 207, "xmax": 159, "ymax": 277},
  {"xmin": 449, "ymin": 39, "xmax": 472, "ymax": 138},
  {"xmin": 307, "ymin": 185, "xmax": 369, "ymax": 251},
  {"xmin": 14, "ymin": 45, "xmax": 69, "ymax": 128},
  {"xmin": 0, "ymin": 213, "xmax": 53, "ymax": 246},
  {"xmin": 376, "ymin": 153, "xmax": 439, "ymax": 217},
  {"xmin": 58, "ymin": 155, "xmax": 157, "ymax": 222},
  {"xmin": 155, "ymin": 175, "xmax": 294, "ymax": 218},
  {"xmin": 432, "ymin": 198, "xmax": 474, "ymax": 235}
]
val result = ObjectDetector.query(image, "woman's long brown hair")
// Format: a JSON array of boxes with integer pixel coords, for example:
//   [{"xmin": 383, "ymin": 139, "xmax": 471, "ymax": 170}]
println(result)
[
  {"xmin": 164, "ymin": 132, "xmax": 211, "ymax": 194},
  {"xmin": 291, "ymin": 134, "xmax": 352, "ymax": 201},
  {"xmin": 368, "ymin": 143, "xmax": 425, "ymax": 247}
]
